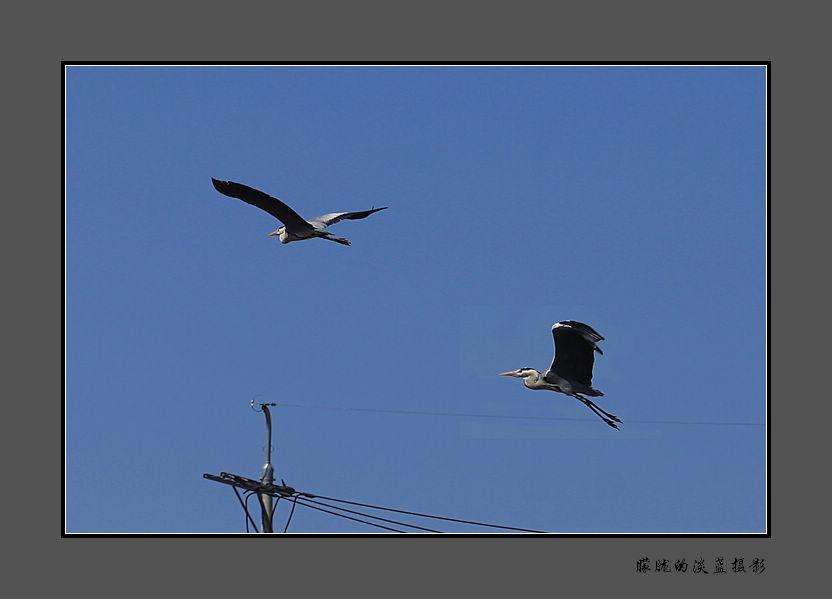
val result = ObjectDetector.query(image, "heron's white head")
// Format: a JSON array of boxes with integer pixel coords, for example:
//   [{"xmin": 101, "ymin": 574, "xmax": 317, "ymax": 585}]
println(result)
[
  {"xmin": 268, "ymin": 226, "xmax": 289, "ymax": 243},
  {"xmin": 499, "ymin": 368, "xmax": 539, "ymax": 379}
]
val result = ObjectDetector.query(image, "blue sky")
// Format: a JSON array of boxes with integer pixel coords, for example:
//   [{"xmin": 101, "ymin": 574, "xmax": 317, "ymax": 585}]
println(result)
[{"xmin": 65, "ymin": 65, "xmax": 766, "ymax": 534}]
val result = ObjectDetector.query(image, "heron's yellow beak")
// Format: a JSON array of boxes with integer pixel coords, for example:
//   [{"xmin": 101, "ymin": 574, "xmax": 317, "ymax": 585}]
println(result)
[{"xmin": 499, "ymin": 371, "xmax": 517, "ymax": 376}]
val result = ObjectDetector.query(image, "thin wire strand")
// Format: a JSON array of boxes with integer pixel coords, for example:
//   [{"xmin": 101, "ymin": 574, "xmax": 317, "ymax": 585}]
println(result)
[
  {"xmin": 299, "ymin": 496, "xmax": 443, "ymax": 533},
  {"xmin": 302, "ymin": 492, "xmax": 546, "ymax": 533},
  {"xmin": 232, "ymin": 487, "xmax": 258, "ymax": 533},
  {"xmin": 245, "ymin": 492, "xmax": 261, "ymax": 533},
  {"xmin": 283, "ymin": 497, "xmax": 298, "ymax": 533},
  {"xmin": 229, "ymin": 484, "xmax": 538, "ymax": 533},
  {"xmin": 276, "ymin": 401, "xmax": 763, "ymax": 427},
  {"xmin": 273, "ymin": 495, "xmax": 281, "ymax": 531},
  {"xmin": 292, "ymin": 498, "xmax": 406, "ymax": 532}
]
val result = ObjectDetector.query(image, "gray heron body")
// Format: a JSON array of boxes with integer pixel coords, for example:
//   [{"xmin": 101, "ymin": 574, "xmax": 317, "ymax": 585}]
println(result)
[
  {"xmin": 500, "ymin": 320, "xmax": 622, "ymax": 430},
  {"xmin": 211, "ymin": 178, "xmax": 387, "ymax": 246}
]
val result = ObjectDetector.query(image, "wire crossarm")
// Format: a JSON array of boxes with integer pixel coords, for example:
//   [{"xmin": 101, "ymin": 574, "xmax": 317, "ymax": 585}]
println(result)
[{"xmin": 203, "ymin": 472, "xmax": 307, "ymax": 499}]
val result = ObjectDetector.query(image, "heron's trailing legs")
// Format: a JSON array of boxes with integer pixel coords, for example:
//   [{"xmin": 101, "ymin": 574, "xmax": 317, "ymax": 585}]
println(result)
[
  {"xmin": 325, "ymin": 236, "xmax": 351, "ymax": 246},
  {"xmin": 574, "ymin": 394, "xmax": 622, "ymax": 430}
]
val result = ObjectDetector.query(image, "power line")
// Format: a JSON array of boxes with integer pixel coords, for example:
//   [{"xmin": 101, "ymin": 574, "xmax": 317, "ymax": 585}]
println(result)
[
  {"xmin": 292, "ymin": 498, "xmax": 407, "ymax": 532},
  {"xmin": 231, "ymin": 487, "xmax": 259, "ymax": 533},
  {"xmin": 304, "ymin": 492, "xmax": 547, "ymax": 533},
  {"xmin": 283, "ymin": 497, "xmax": 298, "ymax": 533},
  {"xmin": 298, "ymin": 496, "xmax": 443, "ymax": 533},
  {"xmin": 207, "ymin": 471, "xmax": 546, "ymax": 533},
  {"xmin": 274, "ymin": 401, "xmax": 764, "ymax": 427}
]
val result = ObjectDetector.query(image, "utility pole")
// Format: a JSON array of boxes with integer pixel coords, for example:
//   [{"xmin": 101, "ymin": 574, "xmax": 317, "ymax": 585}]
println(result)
[
  {"xmin": 258, "ymin": 402, "xmax": 276, "ymax": 533},
  {"xmin": 204, "ymin": 401, "xmax": 303, "ymax": 533}
]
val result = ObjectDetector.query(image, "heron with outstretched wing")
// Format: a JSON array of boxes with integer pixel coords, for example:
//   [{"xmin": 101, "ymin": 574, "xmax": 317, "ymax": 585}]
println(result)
[
  {"xmin": 500, "ymin": 320, "xmax": 621, "ymax": 429},
  {"xmin": 211, "ymin": 178, "xmax": 387, "ymax": 246}
]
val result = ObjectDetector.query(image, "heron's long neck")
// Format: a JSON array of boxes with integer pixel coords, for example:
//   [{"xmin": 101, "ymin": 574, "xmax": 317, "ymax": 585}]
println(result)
[{"xmin": 523, "ymin": 370, "xmax": 542, "ymax": 389}]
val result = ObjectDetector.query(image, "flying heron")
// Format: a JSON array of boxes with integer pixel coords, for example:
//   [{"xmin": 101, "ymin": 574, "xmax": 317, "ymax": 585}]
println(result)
[
  {"xmin": 500, "ymin": 320, "xmax": 622, "ymax": 429},
  {"xmin": 211, "ymin": 178, "xmax": 388, "ymax": 246}
]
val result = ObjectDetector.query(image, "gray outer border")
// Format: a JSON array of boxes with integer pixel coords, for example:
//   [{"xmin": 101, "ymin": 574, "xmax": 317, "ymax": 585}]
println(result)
[{"xmin": 16, "ymin": 0, "xmax": 811, "ymax": 594}]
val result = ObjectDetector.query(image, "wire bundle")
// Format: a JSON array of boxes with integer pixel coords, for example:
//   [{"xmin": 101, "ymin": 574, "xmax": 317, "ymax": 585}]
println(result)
[{"xmin": 232, "ymin": 488, "xmax": 546, "ymax": 534}]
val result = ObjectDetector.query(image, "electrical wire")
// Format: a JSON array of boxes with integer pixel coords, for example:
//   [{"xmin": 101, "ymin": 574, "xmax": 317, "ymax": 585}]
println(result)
[
  {"xmin": 227, "ymin": 484, "xmax": 542, "ymax": 533},
  {"xmin": 283, "ymin": 496, "xmax": 298, "ymax": 533},
  {"xmin": 275, "ymin": 401, "xmax": 764, "ymax": 427},
  {"xmin": 245, "ymin": 492, "xmax": 262, "ymax": 533},
  {"xmin": 232, "ymin": 487, "xmax": 258, "ymax": 533},
  {"xmin": 298, "ymin": 495, "xmax": 443, "ymax": 533},
  {"xmin": 291, "ymin": 498, "xmax": 407, "ymax": 532},
  {"xmin": 302, "ymin": 492, "xmax": 547, "ymax": 533}
]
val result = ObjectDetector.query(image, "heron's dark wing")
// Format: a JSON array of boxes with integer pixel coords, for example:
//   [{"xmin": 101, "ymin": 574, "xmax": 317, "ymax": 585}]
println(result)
[
  {"xmin": 548, "ymin": 321, "xmax": 604, "ymax": 387},
  {"xmin": 211, "ymin": 178, "xmax": 314, "ymax": 235},
  {"xmin": 556, "ymin": 321, "xmax": 604, "ymax": 350},
  {"xmin": 308, "ymin": 206, "xmax": 388, "ymax": 228}
]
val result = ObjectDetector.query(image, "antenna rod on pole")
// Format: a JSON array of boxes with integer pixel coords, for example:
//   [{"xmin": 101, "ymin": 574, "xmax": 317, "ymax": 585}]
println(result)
[
  {"xmin": 204, "ymin": 399, "xmax": 298, "ymax": 534},
  {"xmin": 256, "ymin": 401, "xmax": 276, "ymax": 533}
]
